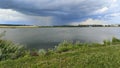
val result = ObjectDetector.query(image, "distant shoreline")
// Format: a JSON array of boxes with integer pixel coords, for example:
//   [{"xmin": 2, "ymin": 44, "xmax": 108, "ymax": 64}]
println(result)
[
  {"xmin": 0, "ymin": 26, "xmax": 39, "ymax": 28},
  {"xmin": 0, "ymin": 25, "xmax": 120, "ymax": 28}
]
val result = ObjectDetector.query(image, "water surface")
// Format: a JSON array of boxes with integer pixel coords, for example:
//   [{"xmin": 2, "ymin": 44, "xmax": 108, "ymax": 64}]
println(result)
[{"xmin": 0, "ymin": 27, "xmax": 120, "ymax": 49}]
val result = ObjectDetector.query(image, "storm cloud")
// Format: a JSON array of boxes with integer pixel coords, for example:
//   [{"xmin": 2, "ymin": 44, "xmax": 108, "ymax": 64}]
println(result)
[{"xmin": 0, "ymin": 0, "xmax": 119, "ymax": 25}]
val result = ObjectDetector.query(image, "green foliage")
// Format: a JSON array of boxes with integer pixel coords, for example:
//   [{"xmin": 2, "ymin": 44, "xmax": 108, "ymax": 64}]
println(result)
[
  {"xmin": 1, "ymin": 40, "xmax": 120, "ymax": 68},
  {"xmin": 38, "ymin": 49, "xmax": 47, "ymax": 56},
  {"xmin": 103, "ymin": 40, "xmax": 111, "ymax": 46},
  {"xmin": 112, "ymin": 37, "xmax": 120, "ymax": 44},
  {"xmin": 0, "ymin": 31, "xmax": 26, "ymax": 61},
  {"xmin": 1, "ymin": 37, "xmax": 120, "ymax": 68},
  {"xmin": 54, "ymin": 41, "xmax": 74, "ymax": 53},
  {"xmin": 46, "ymin": 49, "xmax": 54, "ymax": 55},
  {"xmin": 0, "ymin": 40, "xmax": 26, "ymax": 61},
  {"xmin": 102, "ymin": 37, "xmax": 120, "ymax": 46}
]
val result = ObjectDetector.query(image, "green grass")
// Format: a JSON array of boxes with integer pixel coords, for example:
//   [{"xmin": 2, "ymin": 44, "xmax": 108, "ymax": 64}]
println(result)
[
  {"xmin": 0, "ymin": 39, "xmax": 26, "ymax": 61},
  {"xmin": 0, "ymin": 31, "xmax": 27, "ymax": 61},
  {"xmin": 0, "ymin": 38, "xmax": 120, "ymax": 68}
]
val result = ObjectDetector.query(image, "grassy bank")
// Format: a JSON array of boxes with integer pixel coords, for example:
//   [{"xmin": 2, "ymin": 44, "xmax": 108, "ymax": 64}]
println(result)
[{"xmin": 0, "ymin": 37, "xmax": 120, "ymax": 68}]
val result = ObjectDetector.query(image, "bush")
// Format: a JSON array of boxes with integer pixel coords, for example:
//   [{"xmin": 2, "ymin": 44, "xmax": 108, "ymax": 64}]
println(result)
[
  {"xmin": 103, "ymin": 40, "xmax": 111, "ymax": 46},
  {"xmin": 54, "ymin": 41, "xmax": 73, "ymax": 53},
  {"xmin": 0, "ymin": 39, "xmax": 26, "ymax": 61},
  {"xmin": 112, "ymin": 37, "xmax": 120, "ymax": 44},
  {"xmin": 0, "ymin": 31, "xmax": 26, "ymax": 61},
  {"xmin": 38, "ymin": 49, "xmax": 47, "ymax": 56}
]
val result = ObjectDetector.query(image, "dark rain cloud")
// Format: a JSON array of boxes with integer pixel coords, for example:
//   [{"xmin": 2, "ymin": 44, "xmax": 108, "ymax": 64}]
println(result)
[{"xmin": 0, "ymin": 0, "xmax": 118, "ymax": 25}]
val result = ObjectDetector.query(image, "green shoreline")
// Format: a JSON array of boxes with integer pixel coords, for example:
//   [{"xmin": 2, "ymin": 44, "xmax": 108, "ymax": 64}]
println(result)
[{"xmin": 0, "ymin": 37, "xmax": 120, "ymax": 68}]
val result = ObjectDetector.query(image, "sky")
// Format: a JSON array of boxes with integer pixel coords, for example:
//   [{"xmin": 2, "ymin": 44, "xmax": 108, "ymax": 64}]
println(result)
[{"xmin": 0, "ymin": 0, "xmax": 120, "ymax": 26}]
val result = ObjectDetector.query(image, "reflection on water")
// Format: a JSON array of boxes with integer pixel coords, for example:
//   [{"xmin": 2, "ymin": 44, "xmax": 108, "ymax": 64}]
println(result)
[{"xmin": 0, "ymin": 27, "xmax": 120, "ymax": 49}]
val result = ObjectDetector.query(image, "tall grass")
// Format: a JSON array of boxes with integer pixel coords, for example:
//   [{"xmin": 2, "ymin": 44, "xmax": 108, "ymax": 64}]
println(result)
[
  {"xmin": 0, "ymin": 31, "xmax": 26, "ymax": 61},
  {"xmin": 0, "ymin": 40, "xmax": 26, "ymax": 61},
  {"xmin": 0, "ymin": 37, "xmax": 120, "ymax": 68},
  {"xmin": 112, "ymin": 37, "xmax": 120, "ymax": 44},
  {"xmin": 54, "ymin": 41, "xmax": 74, "ymax": 53}
]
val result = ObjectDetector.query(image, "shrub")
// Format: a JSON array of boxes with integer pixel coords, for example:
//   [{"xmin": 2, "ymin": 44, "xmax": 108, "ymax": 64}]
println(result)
[
  {"xmin": 0, "ymin": 39, "xmax": 26, "ymax": 61},
  {"xmin": 54, "ymin": 41, "xmax": 73, "ymax": 53},
  {"xmin": 47, "ymin": 49, "xmax": 54, "ymax": 55},
  {"xmin": 0, "ymin": 31, "xmax": 26, "ymax": 61},
  {"xmin": 103, "ymin": 40, "xmax": 111, "ymax": 46},
  {"xmin": 38, "ymin": 49, "xmax": 47, "ymax": 56},
  {"xmin": 30, "ymin": 49, "xmax": 39, "ymax": 56},
  {"xmin": 112, "ymin": 37, "xmax": 120, "ymax": 44}
]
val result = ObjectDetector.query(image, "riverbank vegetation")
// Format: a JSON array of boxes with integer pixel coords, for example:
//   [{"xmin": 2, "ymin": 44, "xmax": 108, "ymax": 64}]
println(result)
[{"xmin": 0, "ymin": 37, "xmax": 120, "ymax": 68}]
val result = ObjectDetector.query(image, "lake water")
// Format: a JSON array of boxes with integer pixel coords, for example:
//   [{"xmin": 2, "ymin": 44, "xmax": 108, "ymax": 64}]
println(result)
[{"xmin": 0, "ymin": 27, "xmax": 120, "ymax": 49}]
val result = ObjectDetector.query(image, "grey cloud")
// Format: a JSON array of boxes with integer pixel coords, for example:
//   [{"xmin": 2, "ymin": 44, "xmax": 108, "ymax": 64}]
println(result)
[{"xmin": 0, "ymin": 0, "xmax": 115, "ymax": 25}]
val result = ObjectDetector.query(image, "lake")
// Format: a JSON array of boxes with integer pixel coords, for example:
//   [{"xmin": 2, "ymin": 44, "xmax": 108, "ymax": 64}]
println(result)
[{"xmin": 0, "ymin": 27, "xmax": 120, "ymax": 49}]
